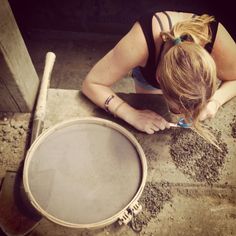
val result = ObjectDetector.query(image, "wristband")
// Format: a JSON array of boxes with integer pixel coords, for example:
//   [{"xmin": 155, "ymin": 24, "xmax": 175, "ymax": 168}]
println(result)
[{"xmin": 104, "ymin": 95, "xmax": 115, "ymax": 112}]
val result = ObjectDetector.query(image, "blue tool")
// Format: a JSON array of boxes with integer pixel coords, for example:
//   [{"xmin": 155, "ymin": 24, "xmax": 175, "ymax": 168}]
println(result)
[
  {"xmin": 169, "ymin": 118, "xmax": 192, "ymax": 128},
  {"xmin": 177, "ymin": 118, "xmax": 192, "ymax": 128}
]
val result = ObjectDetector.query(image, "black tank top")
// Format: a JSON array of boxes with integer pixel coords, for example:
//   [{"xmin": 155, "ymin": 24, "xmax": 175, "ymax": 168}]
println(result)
[{"xmin": 137, "ymin": 11, "xmax": 219, "ymax": 89}]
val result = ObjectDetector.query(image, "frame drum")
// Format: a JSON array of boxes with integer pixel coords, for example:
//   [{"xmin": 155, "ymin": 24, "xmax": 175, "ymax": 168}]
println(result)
[{"xmin": 23, "ymin": 118, "xmax": 147, "ymax": 228}]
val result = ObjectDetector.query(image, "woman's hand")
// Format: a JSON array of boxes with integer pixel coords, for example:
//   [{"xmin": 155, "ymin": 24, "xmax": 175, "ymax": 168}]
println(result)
[
  {"xmin": 199, "ymin": 99, "xmax": 221, "ymax": 121},
  {"xmin": 126, "ymin": 109, "xmax": 170, "ymax": 134}
]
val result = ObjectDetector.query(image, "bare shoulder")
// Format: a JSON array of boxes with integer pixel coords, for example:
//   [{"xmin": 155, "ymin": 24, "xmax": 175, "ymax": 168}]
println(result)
[
  {"xmin": 111, "ymin": 21, "xmax": 149, "ymax": 68},
  {"xmin": 212, "ymin": 23, "xmax": 236, "ymax": 81},
  {"xmin": 85, "ymin": 21, "xmax": 150, "ymax": 85}
]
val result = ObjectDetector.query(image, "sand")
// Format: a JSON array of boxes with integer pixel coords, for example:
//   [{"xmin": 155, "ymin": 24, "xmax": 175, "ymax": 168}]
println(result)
[
  {"xmin": 170, "ymin": 128, "xmax": 228, "ymax": 185},
  {"xmin": 0, "ymin": 112, "xmax": 31, "ymax": 178},
  {"xmin": 133, "ymin": 182, "xmax": 172, "ymax": 229},
  {"xmin": 230, "ymin": 115, "xmax": 236, "ymax": 138}
]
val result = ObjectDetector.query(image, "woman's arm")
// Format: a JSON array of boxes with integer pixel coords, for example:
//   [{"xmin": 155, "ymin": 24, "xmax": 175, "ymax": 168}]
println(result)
[
  {"xmin": 199, "ymin": 23, "xmax": 236, "ymax": 120},
  {"xmin": 82, "ymin": 22, "xmax": 170, "ymax": 133},
  {"xmin": 212, "ymin": 23, "xmax": 236, "ymax": 103}
]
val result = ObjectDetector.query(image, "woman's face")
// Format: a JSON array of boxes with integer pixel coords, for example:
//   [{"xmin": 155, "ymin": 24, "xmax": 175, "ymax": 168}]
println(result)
[
  {"xmin": 167, "ymin": 101, "xmax": 182, "ymax": 115},
  {"xmin": 169, "ymin": 106, "xmax": 181, "ymax": 114}
]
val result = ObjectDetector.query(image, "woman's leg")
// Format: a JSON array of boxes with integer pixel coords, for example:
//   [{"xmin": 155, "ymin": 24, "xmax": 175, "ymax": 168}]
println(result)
[{"xmin": 135, "ymin": 83, "xmax": 163, "ymax": 94}]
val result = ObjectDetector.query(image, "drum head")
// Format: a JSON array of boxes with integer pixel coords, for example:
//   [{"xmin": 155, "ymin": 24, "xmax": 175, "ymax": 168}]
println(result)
[{"xmin": 23, "ymin": 118, "xmax": 146, "ymax": 228}]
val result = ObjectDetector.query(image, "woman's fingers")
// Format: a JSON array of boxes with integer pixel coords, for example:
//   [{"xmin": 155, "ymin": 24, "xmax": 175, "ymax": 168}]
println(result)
[
  {"xmin": 199, "ymin": 100, "xmax": 220, "ymax": 121},
  {"xmin": 131, "ymin": 109, "xmax": 171, "ymax": 134},
  {"xmin": 144, "ymin": 121, "xmax": 166, "ymax": 134},
  {"xmin": 153, "ymin": 117, "xmax": 170, "ymax": 130},
  {"xmin": 145, "ymin": 127, "xmax": 155, "ymax": 134},
  {"xmin": 199, "ymin": 110, "xmax": 208, "ymax": 121},
  {"xmin": 199, "ymin": 109, "xmax": 214, "ymax": 121},
  {"xmin": 151, "ymin": 125, "xmax": 160, "ymax": 132}
]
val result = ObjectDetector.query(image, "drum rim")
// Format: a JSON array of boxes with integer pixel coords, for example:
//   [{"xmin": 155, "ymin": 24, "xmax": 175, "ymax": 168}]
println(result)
[{"xmin": 23, "ymin": 117, "xmax": 147, "ymax": 229}]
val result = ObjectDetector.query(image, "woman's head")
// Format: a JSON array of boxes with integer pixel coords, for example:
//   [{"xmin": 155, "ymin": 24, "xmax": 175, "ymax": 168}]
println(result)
[
  {"xmin": 159, "ymin": 42, "xmax": 217, "ymax": 121},
  {"xmin": 159, "ymin": 14, "xmax": 217, "ymax": 125}
]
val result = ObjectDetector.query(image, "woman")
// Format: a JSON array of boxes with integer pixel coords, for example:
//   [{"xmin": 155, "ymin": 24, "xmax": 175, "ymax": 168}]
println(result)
[{"xmin": 82, "ymin": 11, "xmax": 236, "ymax": 138}]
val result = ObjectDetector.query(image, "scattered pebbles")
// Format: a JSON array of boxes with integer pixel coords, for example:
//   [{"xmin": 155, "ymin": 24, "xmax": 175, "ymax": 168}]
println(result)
[{"xmin": 170, "ymin": 128, "xmax": 228, "ymax": 184}]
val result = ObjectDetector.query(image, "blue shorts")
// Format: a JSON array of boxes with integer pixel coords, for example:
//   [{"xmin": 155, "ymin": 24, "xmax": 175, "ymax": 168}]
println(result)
[{"xmin": 132, "ymin": 67, "xmax": 158, "ymax": 91}]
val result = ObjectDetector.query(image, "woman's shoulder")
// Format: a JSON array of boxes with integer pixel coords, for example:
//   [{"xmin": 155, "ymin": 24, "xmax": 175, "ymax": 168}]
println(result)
[
  {"xmin": 212, "ymin": 22, "xmax": 236, "ymax": 80},
  {"xmin": 138, "ymin": 11, "xmax": 197, "ymax": 39}
]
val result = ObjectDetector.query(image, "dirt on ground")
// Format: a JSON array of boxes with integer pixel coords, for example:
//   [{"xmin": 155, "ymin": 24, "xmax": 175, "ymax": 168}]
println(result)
[
  {"xmin": 0, "ymin": 112, "xmax": 31, "ymax": 179},
  {"xmin": 170, "ymin": 128, "xmax": 228, "ymax": 185},
  {"xmin": 133, "ymin": 182, "xmax": 172, "ymax": 229},
  {"xmin": 230, "ymin": 115, "xmax": 236, "ymax": 138}
]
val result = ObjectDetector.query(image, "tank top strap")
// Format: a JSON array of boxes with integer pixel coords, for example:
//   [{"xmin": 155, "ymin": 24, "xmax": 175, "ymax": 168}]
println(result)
[
  {"xmin": 205, "ymin": 20, "xmax": 219, "ymax": 53},
  {"xmin": 154, "ymin": 14, "xmax": 164, "ymax": 31},
  {"xmin": 163, "ymin": 11, "xmax": 173, "ymax": 30}
]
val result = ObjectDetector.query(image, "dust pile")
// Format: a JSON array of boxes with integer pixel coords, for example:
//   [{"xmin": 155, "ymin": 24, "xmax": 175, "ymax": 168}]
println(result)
[
  {"xmin": 230, "ymin": 115, "xmax": 236, "ymax": 138},
  {"xmin": 0, "ymin": 113, "xmax": 30, "ymax": 178},
  {"xmin": 170, "ymin": 128, "xmax": 228, "ymax": 184},
  {"xmin": 134, "ymin": 182, "xmax": 172, "ymax": 228}
]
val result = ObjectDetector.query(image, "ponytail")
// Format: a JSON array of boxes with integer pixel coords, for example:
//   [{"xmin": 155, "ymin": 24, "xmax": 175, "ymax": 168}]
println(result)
[
  {"xmin": 158, "ymin": 14, "xmax": 219, "ymax": 148},
  {"xmin": 161, "ymin": 14, "xmax": 215, "ymax": 45}
]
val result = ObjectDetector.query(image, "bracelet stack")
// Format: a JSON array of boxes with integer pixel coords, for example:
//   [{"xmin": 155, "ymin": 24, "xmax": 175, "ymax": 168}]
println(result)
[
  {"xmin": 104, "ymin": 95, "xmax": 115, "ymax": 112},
  {"xmin": 104, "ymin": 95, "xmax": 126, "ymax": 117}
]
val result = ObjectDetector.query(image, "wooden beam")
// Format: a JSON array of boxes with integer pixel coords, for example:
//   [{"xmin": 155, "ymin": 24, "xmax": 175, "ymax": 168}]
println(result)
[{"xmin": 0, "ymin": 0, "xmax": 39, "ymax": 112}]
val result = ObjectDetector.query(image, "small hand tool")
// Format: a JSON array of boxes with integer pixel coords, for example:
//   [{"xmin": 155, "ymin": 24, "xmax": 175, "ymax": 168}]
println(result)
[{"xmin": 169, "ymin": 117, "xmax": 191, "ymax": 128}]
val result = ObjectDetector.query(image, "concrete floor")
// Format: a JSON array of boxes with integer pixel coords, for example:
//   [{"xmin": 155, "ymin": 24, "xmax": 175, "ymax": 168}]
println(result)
[
  {"xmin": 29, "ymin": 89, "xmax": 236, "ymax": 236},
  {"xmin": 0, "ymin": 32, "xmax": 236, "ymax": 235}
]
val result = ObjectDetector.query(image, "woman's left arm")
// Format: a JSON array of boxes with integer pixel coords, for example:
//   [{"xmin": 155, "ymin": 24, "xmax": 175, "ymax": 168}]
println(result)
[{"xmin": 199, "ymin": 23, "xmax": 236, "ymax": 120}]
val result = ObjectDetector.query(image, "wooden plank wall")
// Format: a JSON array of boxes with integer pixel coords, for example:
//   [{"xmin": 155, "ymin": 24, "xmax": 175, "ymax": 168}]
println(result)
[{"xmin": 0, "ymin": 0, "xmax": 39, "ymax": 112}]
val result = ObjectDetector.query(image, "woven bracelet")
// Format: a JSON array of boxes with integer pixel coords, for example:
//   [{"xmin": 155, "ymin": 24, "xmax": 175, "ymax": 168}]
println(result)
[{"xmin": 104, "ymin": 95, "xmax": 115, "ymax": 112}]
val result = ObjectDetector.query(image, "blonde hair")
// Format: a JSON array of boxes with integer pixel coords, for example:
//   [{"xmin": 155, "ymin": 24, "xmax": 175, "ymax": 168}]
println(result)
[{"xmin": 159, "ymin": 14, "xmax": 218, "ymax": 146}]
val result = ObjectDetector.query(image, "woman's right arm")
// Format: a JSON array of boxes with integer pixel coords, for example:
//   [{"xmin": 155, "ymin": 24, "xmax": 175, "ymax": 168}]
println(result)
[{"xmin": 82, "ymin": 22, "xmax": 170, "ymax": 134}]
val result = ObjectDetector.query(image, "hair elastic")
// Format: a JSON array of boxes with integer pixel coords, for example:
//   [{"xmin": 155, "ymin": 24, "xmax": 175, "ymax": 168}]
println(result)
[
  {"xmin": 113, "ymin": 101, "xmax": 126, "ymax": 117},
  {"xmin": 173, "ymin": 37, "xmax": 182, "ymax": 45}
]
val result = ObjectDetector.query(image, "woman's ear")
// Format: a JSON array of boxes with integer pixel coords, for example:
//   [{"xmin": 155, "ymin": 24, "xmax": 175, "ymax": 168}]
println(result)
[{"xmin": 161, "ymin": 32, "xmax": 169, "ymax": 42}]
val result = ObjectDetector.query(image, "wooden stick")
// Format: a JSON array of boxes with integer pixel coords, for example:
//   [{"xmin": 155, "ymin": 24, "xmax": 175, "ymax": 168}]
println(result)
[{"xmin": 30, "ymin": 52, "xmax": 56, "ymax": 144}]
